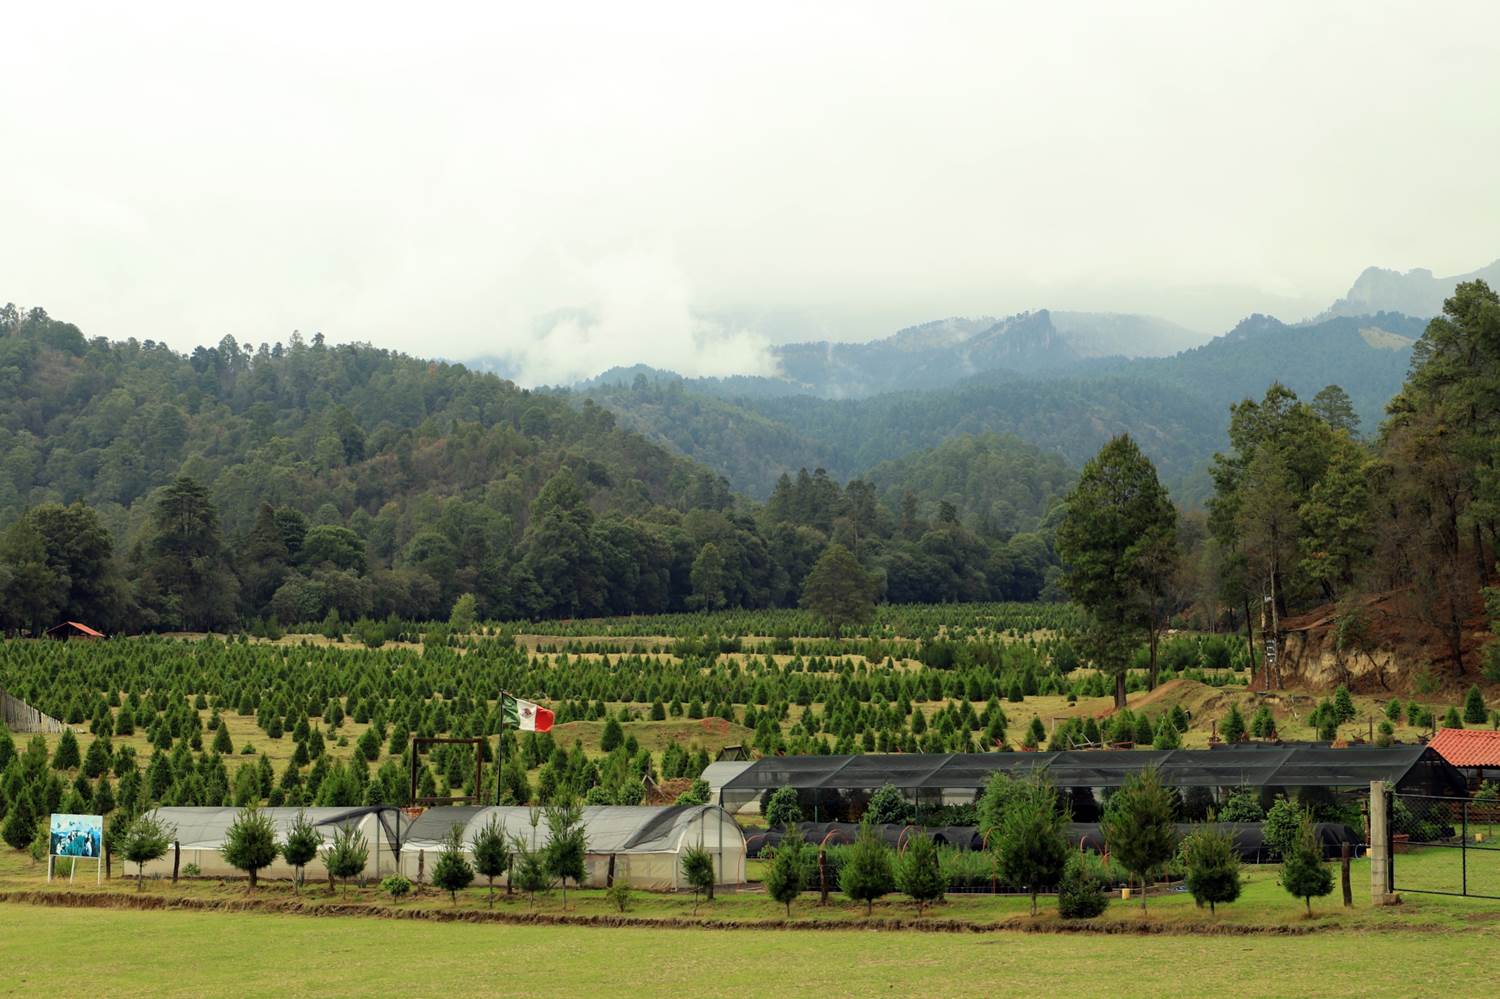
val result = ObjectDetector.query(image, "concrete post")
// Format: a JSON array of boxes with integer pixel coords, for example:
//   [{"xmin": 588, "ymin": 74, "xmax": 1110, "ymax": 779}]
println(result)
[{"xmin": 1369, "ymin": 780, "xmax": 1396, "ymax": 905}]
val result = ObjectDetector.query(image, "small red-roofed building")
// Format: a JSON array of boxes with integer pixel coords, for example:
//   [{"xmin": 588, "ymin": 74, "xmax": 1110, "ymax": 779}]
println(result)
[
  {"xmin": 1428, "ymin": 727, "xmax": 1500, "ymax": 785},
  {"xmin": 43, "ymin": 621, "xmax": 106, "ymax": 640}
]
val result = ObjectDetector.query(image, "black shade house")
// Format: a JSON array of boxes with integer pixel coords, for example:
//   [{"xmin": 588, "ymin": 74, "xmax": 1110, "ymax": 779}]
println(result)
[{"xmin": 719, "ymin": 745, "xmax": 1466, "ymax": 820}]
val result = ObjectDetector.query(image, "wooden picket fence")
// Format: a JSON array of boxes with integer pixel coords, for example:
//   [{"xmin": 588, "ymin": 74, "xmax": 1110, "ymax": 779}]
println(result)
[{"xmin": 0, "ymin": 686, "xmax": 68, "ymax": 733}]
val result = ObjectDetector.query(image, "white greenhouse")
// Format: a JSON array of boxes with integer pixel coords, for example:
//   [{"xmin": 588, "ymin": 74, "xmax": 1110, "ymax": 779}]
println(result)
[
  {"xmin": 139, "ymin": 806, "xmax": 401, "ymax": 881},
  {"xmin": 398, "ymin": 804, "xmax": 746, "ymax": 890},
  {"xmin": 132, "ymin": 804, "xmax": 746, "ymax": 890}
]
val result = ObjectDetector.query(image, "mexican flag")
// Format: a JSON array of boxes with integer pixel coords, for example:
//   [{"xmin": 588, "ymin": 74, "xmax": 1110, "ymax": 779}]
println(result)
[{"xmin": 502, "ymin": 694, "xmax": 554, "ymax": 732}]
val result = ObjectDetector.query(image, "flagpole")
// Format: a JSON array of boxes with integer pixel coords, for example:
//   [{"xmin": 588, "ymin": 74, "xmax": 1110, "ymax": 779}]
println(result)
[{"xmin": 501, "ymin": 690, "xmax": 513, "ymax": 804}]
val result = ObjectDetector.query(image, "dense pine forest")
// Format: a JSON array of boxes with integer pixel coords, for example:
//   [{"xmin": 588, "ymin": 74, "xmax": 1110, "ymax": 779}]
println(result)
[{"xmin": 0, "ymin": 306, "xmax": 1058, "ymax": 635}]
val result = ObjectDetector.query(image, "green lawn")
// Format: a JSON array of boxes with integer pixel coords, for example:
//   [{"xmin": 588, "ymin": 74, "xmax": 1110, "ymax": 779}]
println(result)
[{"xmin": 0, "ymin": 901, "xmax": 1493, "ymax": 998}]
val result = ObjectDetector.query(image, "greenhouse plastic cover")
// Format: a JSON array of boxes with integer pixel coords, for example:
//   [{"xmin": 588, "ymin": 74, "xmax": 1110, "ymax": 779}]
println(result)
[
  {"xmin": 401, "ymin": 804, "xmax": 740, "ymax": 853},
  {"xmin": 147, "ymin": 806, "xmax": 401, "ymax": 850}
]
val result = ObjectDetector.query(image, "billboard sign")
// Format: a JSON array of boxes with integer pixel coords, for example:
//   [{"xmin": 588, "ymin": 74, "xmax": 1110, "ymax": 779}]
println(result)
[{"xmin": 50, "ymin": 813, "xmax": 104, "ymax": 859}]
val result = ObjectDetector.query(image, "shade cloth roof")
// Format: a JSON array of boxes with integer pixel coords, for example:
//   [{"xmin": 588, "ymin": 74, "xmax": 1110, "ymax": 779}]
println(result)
[
  {"xmin": 721, "ymin": 745, "xmax": 1465, "ymax": 796},
  {"xmin": 401, "ymin": 804, "xmax": 737, "ymax": 853},
  {"xmin": 1428, "ymin": 728, "xmax": 1500, "ymax": 768},
  {"xmin": 746, "ymin": 821, "xmax": 1362, "ymax": 862}
]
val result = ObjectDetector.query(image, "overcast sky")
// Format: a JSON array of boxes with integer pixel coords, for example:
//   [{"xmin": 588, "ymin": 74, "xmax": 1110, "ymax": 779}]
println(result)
[{"xmin": 4, "ymin": 2, "xmax": 1499, "ymax": 384}]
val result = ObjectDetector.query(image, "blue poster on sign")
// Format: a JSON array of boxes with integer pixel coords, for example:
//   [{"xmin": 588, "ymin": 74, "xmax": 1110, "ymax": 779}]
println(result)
[{"xmin": 50, "ymin": 813, "xmax": 103, "ymax": 858}]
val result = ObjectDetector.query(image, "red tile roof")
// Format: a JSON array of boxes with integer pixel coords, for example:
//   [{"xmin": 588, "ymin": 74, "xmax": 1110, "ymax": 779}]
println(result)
[
  {"xmin": 1428, "ymin": 728, "xmax": 1500, "ymax": 768},
  {"xmin": 45, "ymin": 621, "xmax": 105, "ymax": 638}
]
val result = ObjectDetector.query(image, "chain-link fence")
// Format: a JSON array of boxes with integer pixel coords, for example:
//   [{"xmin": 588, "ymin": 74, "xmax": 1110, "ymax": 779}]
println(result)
[{"xmin": 1389, "ymin": 791, "xmax": 1500, "ymax": 899}]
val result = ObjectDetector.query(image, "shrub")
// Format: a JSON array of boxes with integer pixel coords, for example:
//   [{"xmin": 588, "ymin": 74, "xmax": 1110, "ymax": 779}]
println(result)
[
  {"xmin": 1180, "ymin": 826, "xmax": 1242, "ymax": 914},
  {"xmin": 865, "ymin": 783, "xmax": 914, "ymax": 825},
  {"xmin": 181, "ymin": 862, "xmax": 202, "ymax": 877},
  {"xmin": 1057, "ymin": 852, "xmax": 1109, "ymax": 919},
  {"xmin": 675, "ymin": 779, "xmax": 710, "ymax": 806},
  {"xmin": 1262, "ymin": 797, "xmax": 1302, "ymax": 860},
  {"xmin": 764, "ymin": 786, "xmax": 803, "ymax": 826},
  {"xmin": 381, "ymin": 874, "xmax": 413, "ymax": 901},
  {"xmin": 1217, "ymin": 788, "xmax": 1264, "ymax": 823},
  {"xmin": 895, "ymin": 831, "xmax": 945, "ymax": 914},
  {"xmin": 839, "ymin": 821, "xmax": 895, "ymax": 915},
  {"xmin": 222, "ymin": 805, "xmax": 280, "ymax": 889},
  {"xmin": 606, "ymin": 880, "xmax": 632, "ymax": 913}
]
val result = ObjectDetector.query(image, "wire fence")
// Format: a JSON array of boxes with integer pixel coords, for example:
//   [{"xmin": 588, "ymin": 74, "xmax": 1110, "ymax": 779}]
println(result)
[{"xmin": 1390, "ymin": 792, "xmax": 1500, "ymax": 899}]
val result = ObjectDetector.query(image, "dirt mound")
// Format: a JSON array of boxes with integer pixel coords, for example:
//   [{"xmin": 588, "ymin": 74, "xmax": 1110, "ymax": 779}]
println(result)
[
  {"xmin": 1115, "ymin": 679, "xmax": 1232, "ymax": 719},
  {"xmin": 645, "ymin": 778, "xmax": 694, "ymax": 805}
]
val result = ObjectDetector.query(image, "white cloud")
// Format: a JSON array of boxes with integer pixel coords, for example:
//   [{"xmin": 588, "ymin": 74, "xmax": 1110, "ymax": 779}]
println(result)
[{"xmin": 499, "ymin": 248, "xmax": 776, "ymax": 386}]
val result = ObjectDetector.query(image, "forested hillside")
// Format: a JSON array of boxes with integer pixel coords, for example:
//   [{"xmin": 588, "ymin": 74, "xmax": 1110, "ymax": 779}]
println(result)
[
  {"xmin": 576, "ymin": 312, "xmax": 1424, "ymax": 500},
  {"xmin": 0, "ymin": 306, "xmax": 1056, "ymax": 636}
]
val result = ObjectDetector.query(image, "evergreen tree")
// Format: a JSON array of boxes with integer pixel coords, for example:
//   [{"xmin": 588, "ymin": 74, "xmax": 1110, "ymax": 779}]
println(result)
[
  {"xmin": 1151, "ymin": 714, "xmax": 1182, "ymax": 749},
  {"xmin": 222, "ymin": 805, "xmax": 280, "ymax": 890},
  {"xmin": 1262, "ymin": 797, "xmax": 1302, "ymax": 860},
  {"xmin": 1279, "ymin": 813, "xmax": 1334, "ymax": 914},
  {"xmin": 119, "ymin": 813, "xmax": 174, "ymax": 891},
  {"xmin": 280, "ymin": 810, "xmax": 320, "ymax": 891},
  {"xmin": 432, "ymin": 824, "xmax": 476, "ymax": 904},
  {"xmin": 1056, "ymin": 434, "xmax": 1178, "ymax": 704},
  {"xmin": 1332, "ymin": 686, "xmax": 1356, "ymax": 724},
  {"xmin": 1221, "ymin": 703, "xmax": 1247, "ymax": 743},
  {"xmin": 992, "ymin": 776, "xmax": 1070, "ymax": 916},
  {"xmin": 544, "ymin": 800, "xmax": 588, "ymax": 909},
  {"xmin": 894, "ymin": 830, "xmax": 945, "ymax": 914},
  {"xmin": 1180, "ymin": 825, "xmax": 1242, "ymax": 914},
  {"xmin": 511, "ymin": 827, "xmax": 551, "ymax": 907},
  {"xmin": 1057, "ymin": 852, "xmax": 1109, "ymax": 919},
  {"xmin": 471, "ymin": 817, "xmax": 513, "ymax": 908},
  {"xmin": 799, "ymin": 544, "xmax": 877, "ymax": 636},
  {"xmin": 1100, "ymin": 769, "xmax": 1177, "ymax": 911},
  {"xmin": 321, "ymin": 823, "xmax": 369, "ymax": 894},
  {"xmin": 681, "ymin": 843, "xmax": 717, "ymax": 912},
  {"xmin": 1464, "ymin": 685, "xmax": 1488, "ymax": 725},
  {"xmin": 839, "ymin": 821, "xmax": 895, "ymax": 915},
  {"xmin": 51, "ymin": 729, "xmax": 80, "ymax": 771},
  {"xmin": 764, "ymin": 825, "xmax": 807, "ymax": 917}
]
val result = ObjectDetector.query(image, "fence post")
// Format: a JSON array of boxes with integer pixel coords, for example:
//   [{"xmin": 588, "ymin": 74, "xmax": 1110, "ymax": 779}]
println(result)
[
  {"xmin": 1340, "ymin": 843, "xmax": 1352, "ymax": 907},
  {"xmin": 171, "ymin": 842, "xmax": 181, "ymax": 885},
  {"xmin": 1368, "ymin": 780, "xmax": 1394, "ymax": 905}
]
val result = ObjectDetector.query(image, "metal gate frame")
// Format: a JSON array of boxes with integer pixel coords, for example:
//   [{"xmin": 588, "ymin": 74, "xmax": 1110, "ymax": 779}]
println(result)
[{"xmin": 1388, "ymin": 791, "xmax": 1500, "ymax": 900}]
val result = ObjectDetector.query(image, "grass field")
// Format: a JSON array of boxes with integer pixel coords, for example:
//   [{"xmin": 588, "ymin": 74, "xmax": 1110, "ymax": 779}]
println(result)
[{"xmin": 0, "ymin": 901, "xmax": 1493, "ymax": 999}]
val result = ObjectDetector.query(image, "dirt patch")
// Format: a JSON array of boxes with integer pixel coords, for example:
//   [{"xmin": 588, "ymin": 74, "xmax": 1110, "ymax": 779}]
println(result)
[{"xmin": 0, "ymin": 889, "xmax": 1363, "ymax": 937}]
